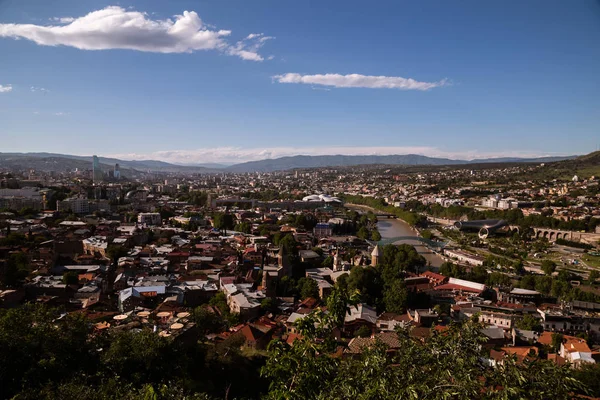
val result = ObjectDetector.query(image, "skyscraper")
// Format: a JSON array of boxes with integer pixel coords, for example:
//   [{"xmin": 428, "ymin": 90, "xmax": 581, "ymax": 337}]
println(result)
[
  {"xmin": 114, "ymin": 163, "xmax": 120, "ymax": 180},
  {"xmin": 92, "ymin": 155, "xmax": 102, "ymax": 183}
]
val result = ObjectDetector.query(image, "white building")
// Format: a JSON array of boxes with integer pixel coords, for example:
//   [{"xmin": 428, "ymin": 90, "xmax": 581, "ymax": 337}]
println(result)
[{"xmin": 138, "ymin": 212, "xmax": 162, "ymax": 226}]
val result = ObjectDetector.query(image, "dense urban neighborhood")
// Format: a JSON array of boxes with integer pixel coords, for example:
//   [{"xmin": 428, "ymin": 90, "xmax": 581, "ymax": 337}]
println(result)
[{"xmin": 1, "ymin": 152, "xmax": 600, "ymax": 399}]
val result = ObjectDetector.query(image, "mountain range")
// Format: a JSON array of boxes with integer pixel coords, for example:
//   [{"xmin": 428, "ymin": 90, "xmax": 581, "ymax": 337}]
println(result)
[{"xmin": 0, "ymin": 152, "xmax": 577, "ymax": 174}]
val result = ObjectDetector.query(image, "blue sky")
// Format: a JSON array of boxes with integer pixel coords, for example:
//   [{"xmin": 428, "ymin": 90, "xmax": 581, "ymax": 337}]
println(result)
[{"xmin": 0, "ymin": 0, "xmax": 599, "ymax": 164}]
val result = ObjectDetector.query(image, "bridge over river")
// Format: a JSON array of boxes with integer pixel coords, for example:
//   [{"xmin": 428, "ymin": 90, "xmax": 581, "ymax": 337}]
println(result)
[
  {"xmin": 367, "ymin": 236, "xmax": 448, "ymax": 249},
  {"xmin": 376, "ymin": 219, "xmax": 446, "ymax": 268}
]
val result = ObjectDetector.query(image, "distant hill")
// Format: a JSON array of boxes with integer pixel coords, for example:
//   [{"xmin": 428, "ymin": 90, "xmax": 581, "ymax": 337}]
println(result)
[
  {"xmin": 0, "ymin": 152, "xmax": 578, "ymax": 174},
  {"xmin": 524, "ymin": 151, "xmax": 600, "ymax": 180},
  {"xmin": 225, "ymin": 154, "xmax": 576, "ymax": 173},
  {"xmin": 0, "ymin": 153, "xmax": 218, "ymax": 174}
]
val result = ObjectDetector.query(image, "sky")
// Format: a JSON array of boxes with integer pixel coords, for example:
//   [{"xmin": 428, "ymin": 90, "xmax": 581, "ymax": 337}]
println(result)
[{"xmin": 0, "ymin": 0, "xmax": 599, "ymax": 164}]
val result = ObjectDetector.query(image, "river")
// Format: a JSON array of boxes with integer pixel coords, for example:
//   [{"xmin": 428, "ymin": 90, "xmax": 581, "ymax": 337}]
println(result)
[{"xmin": 377, "ymin": 218, "xmax": 445, "ymax": 270}]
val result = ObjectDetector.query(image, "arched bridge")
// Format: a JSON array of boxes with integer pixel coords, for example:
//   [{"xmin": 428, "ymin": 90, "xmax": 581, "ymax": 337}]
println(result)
[
  {"xmin": 367, "ymin": 237, "xmax": 448, "ymax": 249},
  {"xmin": 508, "ymin": 225, "xmax": 600, "ymax": 244}
]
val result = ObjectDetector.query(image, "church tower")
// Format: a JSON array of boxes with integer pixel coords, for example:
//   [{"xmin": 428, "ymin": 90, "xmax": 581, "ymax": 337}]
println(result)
[{"xmin": 371, "ymin": 245, "xmax": 380, "ymax": 267}]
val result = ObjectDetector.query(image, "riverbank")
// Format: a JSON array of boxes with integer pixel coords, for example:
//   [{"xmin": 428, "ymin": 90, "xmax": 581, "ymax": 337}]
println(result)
[
  {"xmin": 347, "ymin": 204, "xmax": 445, "ymax": 268},
  {"xmin": 347, "ymin": 203, "xmax": 420, "ymax": 235}
]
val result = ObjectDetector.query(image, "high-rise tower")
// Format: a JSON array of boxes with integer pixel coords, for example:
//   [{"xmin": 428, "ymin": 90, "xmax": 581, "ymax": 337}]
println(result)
[{"xmin": 92, "ymin": 155, "xmax": 102, "ymax": 183}]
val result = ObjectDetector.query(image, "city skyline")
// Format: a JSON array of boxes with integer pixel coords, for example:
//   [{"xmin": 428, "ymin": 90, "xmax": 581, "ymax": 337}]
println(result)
[{"xmin": 1, "ymin": 0, "xmax": 599, "ymax": 163}]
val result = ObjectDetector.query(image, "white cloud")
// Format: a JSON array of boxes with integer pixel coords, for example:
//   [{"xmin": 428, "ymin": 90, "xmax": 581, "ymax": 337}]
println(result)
[
  {"xmin": 0, "ymin": 84, "xmax": 12, "ymax": 93},
  {"xmin": 51, "ymin": 17, "xmax": 75, "ymax": 24},
  {"xmin": 0, "ymin": 6, "xmax": 272, "ymax": 61},
  {"xmin": 227, "ymin": 32, "xmax": 275, "ymax": 61},
  {"xmin": 273, "ymin": 73, "xmax": 447, "ymax": 91},
  {"xmin": 106, "ymin": 146, "xmax": 552, "ymax": 165},
  {"xmin": 30, "ymin": 86, "xmax": 49, "ymax": 93},
  {"xmin": 54, "ymin": 112, "xmax": 68, "ymax": 116}
]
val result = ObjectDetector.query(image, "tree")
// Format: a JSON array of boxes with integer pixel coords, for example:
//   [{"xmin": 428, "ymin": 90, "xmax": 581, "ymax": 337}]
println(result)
[
  {"xmin": 535, "ymin": 276, "xmax": 553, "ymax": 295},
  {"xmin": 234, "ymin": 221, "xmax": 252, "ymax": 234},
  {"xmin": 356, "ymin": 226, "xmax": 370, "ymax": 240},
  {"xmin": 212, "ymin": 213, "xmax": 234, "ymax": 231},
  {"xmin": 192, "ymin": 306, "xmax": 227, "ymax": 336},
  {"xmin": 106, "ymin": 245, "xmax": 129, "ymax": 264},
  {"xmin": 354, "ymin": 325, "xmax": 371, "ymax": 338},
  {"xmin": 209, "ymin": 292, "xmax": 229, "ymax": 315},
  {"xmin": 486, "ymin": 271, "xmax": 512, "ymax": 287},
  {"xmin": 421, "ymin": 229, "xmax": 433, "ymax": 240},
  {"xmin": 1, "ymin": 252, "xmax": 29, "ymax": 287},
  {"xmin": 520, "ymin": 274, "xmax": 536, "ymax": 290},
  {"xmin": 261, "ymin": 316, "xmax": 586, "ymax": 400},
  {"xmin": 347, "ymin": 266, "xmax": 382, "ymax": 306},
  {"xmin": 513, "ymin": 260, "xmax": 525, "ymax": 275},
  {"xmin": 589, "ymin": 270, "xmax": 600, "ymax": 284},
  {"xmin": 383, "ymin": 279, "xmax": 408, "ymax": 313},
  {"xmin": 261, "ymin": 298, "xmax": 278, "ymax": 313},
  {"xmin": 277, "ymin": 233, "xmax": 299, "ymax": 255},
  {"xmin": 62, "ymin": 271, "xmax": 79, "ymax": 285},
  {"xmin": 296, "ymin": 277, "xmax": 319, "ymax": 300},
  {"xmin": 541, "ymin": 260, "xmax": 557, "ymax": 276},
  {"xmin": 515, "ymin": 313, "xmax": 542, "ymax": 332},
  {"xmin": 370, "ymin": 229, "xmax": 382, "ymax": 241},
  {"xmin": 0, "ymin": 305, "xmax": 94, "ymax": 399},
  {"xmin": 321, "ymin": 256, "xmax": 333, "ymax": 269},
  {"xmin": 102, "ymin": 330, "xmax": 177, "ymax": 386},
  {"xmin": 325, "ymin": 283, "xmax": 359, "ymax": 329},
  {"xmin": 551, "ymin": 333, "xmax": 564, "ymax": 353}
]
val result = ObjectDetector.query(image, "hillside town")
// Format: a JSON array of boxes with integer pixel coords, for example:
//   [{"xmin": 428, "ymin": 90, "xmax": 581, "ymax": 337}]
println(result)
[{"xmin": 1, "ymin": 155, "xmax": 600, "ymax": 379}]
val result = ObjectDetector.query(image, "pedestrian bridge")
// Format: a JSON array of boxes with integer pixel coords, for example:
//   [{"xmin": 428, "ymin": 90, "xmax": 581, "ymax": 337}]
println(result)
[{"xmin": 367, "ymin": 236, "xmax": 448, "ymax": 249}]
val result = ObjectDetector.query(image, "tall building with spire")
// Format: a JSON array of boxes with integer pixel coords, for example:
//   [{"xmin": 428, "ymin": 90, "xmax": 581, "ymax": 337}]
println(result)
[{"xmin": 371, "ymin": 245, "xmax": 380, "ymax": 266}]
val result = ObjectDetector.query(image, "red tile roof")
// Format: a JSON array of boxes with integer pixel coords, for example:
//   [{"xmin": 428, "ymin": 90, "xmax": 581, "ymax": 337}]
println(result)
[{"xmin": 434, "ymin": 283, "xmax": 483, "ymax": 293}]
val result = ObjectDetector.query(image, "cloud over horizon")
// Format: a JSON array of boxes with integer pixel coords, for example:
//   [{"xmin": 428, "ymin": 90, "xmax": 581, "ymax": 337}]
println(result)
[
  {"xmin": 0, "ymin": 6, "xmax": 272, "ymax": 61},
  {"xmin": 0, "ymin": 84, "xmax": 12, "ymax": 93},
  {"xmin": 273, "ymin": 73, "xmax": 447, "ymax": 90},
  {"xmin": 106, "ymin": 146, "xmax": 555, "ymax": 165}
]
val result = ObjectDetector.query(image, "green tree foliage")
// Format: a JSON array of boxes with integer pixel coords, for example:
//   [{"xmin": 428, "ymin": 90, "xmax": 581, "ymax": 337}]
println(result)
[
  {"xmin": 261, "ymin": 298, "xmax": 278, "ymax": 314},
  {"xmin": 234, "ymin": 221, "xmax": 252, "ymax": 234},
  {"xmin": 101, "ymin": 330, "xmax": 178, "ymax": 386},
  {"xmin": 574, "ymin": 363, "xmax": 600, "ymax": 398},
  {"xmin": 353, "ymin": 325, "xmax": 371, "ymax": 338},
  {"xmin": 321, "ymin": 256, "xmax": 333, "ymax": 269},
  {"xmin": 106, "ymin": 244, "xmax": 129, "ymax": 264},
  {"xmin": 356, "ymin": 226, "xmax": 370, "ymax": 240},
  {"xmin": 0, "ymin": 232, "xmax": 27, "ymax": 246},
  {"xmin": 342, "ymin": 195, "xmax": 426, "ymax": 226},
  {"xmin": 261, "ymin": 310, "xmax": 585, "ymax": 400},
  {"xmin": 541, "ymin": 260, "xmax": 557, "ymax": 276},
  {"xmin": 0, "ymin": 304, "xmax": 266, "ymax": 399},
  {"xmin": 383, "ymin": 279, "xmax": 408, "ymax": 314},
  {"xmin": 380, "ymin": 244, "xmax": 426, "ymax": 275},
  {"xmin": 551, "ymin": 333, "xmax": 564, "ymax": 353},
  {"xmin": 62, "ymin": 271, "xmax": 79, "ymax": 285},
  {"xmin": 370, "ymin": 229, "xmax": 382, "ymax": 241},
  {"xmin": 325, "ymin": 283, "xmax": 360, "ymax": 329},
  {"xmin": 274, "ymin": 233, "xmax": 299, "ymax": 255},
  {"xmin": 347, "ymin": 266, "xmax": 382, "ymax": 306},
  {"xmin": 212, "ymin": 213, "xmax": 234, "ymax": 231},
  {"xmin": 192, "ymin": 306, "xmax": 227, "ymax": 337},
  {"xmin": 296, "ymin": 277, "xmax": 319, "ymax": 300},
  {"xmin": 1, "ymin": 252, "xmax": 29, "ymax": 287},
  {"xmin": 420, "ymin": 229, "xmax": 433, "ymax": 240},
  {"xmin": 486, "ymin": 272, "xmax": 512, "ymax": 287},
  {"xmin": 0, "ymin": 305, "xmax": 93, "ymax": 398},
  {"xmin": 515, "ymin": 313, "xmax": 543, "ymax": 332},
  {"xmin": 589, "ymin": 269, "xmax": 600, "ymax": 284}
]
